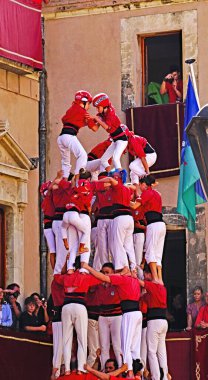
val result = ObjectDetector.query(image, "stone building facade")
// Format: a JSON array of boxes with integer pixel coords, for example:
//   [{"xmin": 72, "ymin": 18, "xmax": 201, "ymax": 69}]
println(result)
[
  {"xmin": 43, "ymin": 0, "xmax": 208, "ymax": 300},
  {"xmin": 0, "ymin": 63, "xmax": 40, "ymax": 299},
  {"xmin": 1, "ymin": 0, "xmax": 207, "ymax": 301}
]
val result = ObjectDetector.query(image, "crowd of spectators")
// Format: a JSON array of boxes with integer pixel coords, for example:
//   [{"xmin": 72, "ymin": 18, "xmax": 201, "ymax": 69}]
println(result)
[{"xmin": 0, "ymin": 283, "xmax": 49, "ymax": 333}]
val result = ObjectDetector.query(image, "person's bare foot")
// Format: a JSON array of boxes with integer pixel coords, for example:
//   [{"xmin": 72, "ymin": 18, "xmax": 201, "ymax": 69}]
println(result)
[
  {"xmin": 120, "ymin": 266, "xmax": 131, "ymax": 276},
  {"xmin": 84, "ymin": 364, "xmax": 90, "ymax": 372},
  {"xmin": 79, "ymin": 244, "xmax": 89, "ymax": 254},
  {"xmin": 63, "ymin": 238, "xmax": 69, "ymax": 250},
  {"xmin": 65, "ymin": 370, "xmax": 71, "ymax": 376},
  {"xmin": 77, "ymin": 370, "xmax": 83, "ymax": 375},
  {"xmin": 67, "ymin": 269, "xmax": 74, "ymax": 274},
  {"xmin": 50, "ymin": 368, "xmax": 59, "ymax": 380},
  {"xmin": 127, "ymin": 370, "xmax": 134, "ymax": 378}
]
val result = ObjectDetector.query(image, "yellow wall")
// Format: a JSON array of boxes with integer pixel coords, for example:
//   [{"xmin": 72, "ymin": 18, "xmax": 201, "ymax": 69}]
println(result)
[
  {"xmin": 44, "ymin": 0, "xmax": 208, "ymax": 206},
  {"xmin": 0, "ymin": 68, "xmax": 40, "ymax": 297}
]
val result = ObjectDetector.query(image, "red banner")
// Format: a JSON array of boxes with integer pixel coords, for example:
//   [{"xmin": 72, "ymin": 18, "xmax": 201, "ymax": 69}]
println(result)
[{"xmin": 0, "ymin": 0, "xmax": 43, "ymax": 69}]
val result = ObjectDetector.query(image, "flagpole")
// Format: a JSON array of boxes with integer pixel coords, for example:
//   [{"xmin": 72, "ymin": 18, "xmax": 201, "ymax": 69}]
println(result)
[
  {"xmin": 185, "ymin": 59, "xmax": 207, "ymax": 206},
  {"xmin": 185, "ymin": 58, "xmax": 200, "ymax": 108}
]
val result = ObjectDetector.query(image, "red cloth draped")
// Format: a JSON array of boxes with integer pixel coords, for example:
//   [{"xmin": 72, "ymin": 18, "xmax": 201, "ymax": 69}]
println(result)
[
  {"xmin": 0, "ymin": 0, "xmax": 43, "ymax": 69},
  {"xmin": 1, "ymin": 328, "xmax": 207, "ymax": 379},
  {"xmin": 126, "ymin": 103, "xmax": 184, "ymax": 178}
]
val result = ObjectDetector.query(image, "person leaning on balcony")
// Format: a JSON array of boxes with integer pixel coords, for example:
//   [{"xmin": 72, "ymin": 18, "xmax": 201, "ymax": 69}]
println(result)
[
  {"xmin": 186, "ymin": 286, "xmax": 205, "ymax": 330},
  {"xmin": 0, "ymin": 287, "xmax": 13, "ymax": 327},
  {"xmin": 195, "ymin": 292, "xmax": 208, "ymax": 329},
  {"xmin": 160, "ymin": 65, "xmax": 183, "ymax": 103}
]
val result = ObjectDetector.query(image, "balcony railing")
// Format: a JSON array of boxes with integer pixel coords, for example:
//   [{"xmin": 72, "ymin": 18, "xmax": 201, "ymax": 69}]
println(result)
[{"xmin": 126, "ymin": 103, "xmax": 185, "ymax": 178}]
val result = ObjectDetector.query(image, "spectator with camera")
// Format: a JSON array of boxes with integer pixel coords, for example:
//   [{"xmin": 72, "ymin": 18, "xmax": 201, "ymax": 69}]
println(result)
[
  {"xmin": 30, "ymin": 292, "xmax": 49, "ymax": 325},
  {"xmin": 19, "ymin": 297, "xmax": 47, "ymax": 332},
  {"xmin": 160, "ymin": 65, "xmax": 183, "ymax": 103},
  {"xmin": 6, "ymin": 283, "xmax": 22, "ymax": 329},
  {"xmin": 0, "ymin": 287, "xmax": 13, "ymax": 327}
]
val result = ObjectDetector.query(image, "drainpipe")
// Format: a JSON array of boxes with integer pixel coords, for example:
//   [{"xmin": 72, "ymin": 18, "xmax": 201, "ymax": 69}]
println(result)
[{"xmin": 39, "ymin": 17, "xmax": 47, "ymax": 297}]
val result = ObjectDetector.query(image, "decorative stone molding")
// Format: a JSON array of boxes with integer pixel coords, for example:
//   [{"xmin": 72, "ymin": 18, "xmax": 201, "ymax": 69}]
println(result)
[
  {"xmin": 43, "ymin": 0, "xmax": 196, "ymax": 19},
  {"xmin": 0, "ymin": 121, "xmax": 33, "ymax": 292}
]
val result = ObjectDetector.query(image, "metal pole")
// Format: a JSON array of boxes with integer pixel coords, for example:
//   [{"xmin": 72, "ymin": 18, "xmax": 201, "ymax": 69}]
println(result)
[
  {"xmin": 39, "ymin": 17, "xmax": 47, "ymax": 297},
  {"xmin": 185, "ymin": 58, "xmax": 200, "ymax": 107}
]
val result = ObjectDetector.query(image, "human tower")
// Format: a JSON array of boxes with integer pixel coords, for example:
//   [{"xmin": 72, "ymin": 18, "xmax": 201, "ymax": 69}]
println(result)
[{"xmin": 40, "ymin": 91, "xmax": 169, "ymax": 380}]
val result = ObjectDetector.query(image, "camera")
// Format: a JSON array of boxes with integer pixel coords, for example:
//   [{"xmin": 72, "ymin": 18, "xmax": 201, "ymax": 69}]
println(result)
[
  {"xmin": 12, "ymin": 291, "xmax": 20, "ymax": 298},
  {"xmin": 41, "ymin": 297, "xmax": 46, "ymax": 305},
  {"xmin": 164, "ymin": 77, "xmax": 174, "ymax": 84},
  {"xmin": 4, "ymin": 291, "xmax": 20, "ymax": 302}
]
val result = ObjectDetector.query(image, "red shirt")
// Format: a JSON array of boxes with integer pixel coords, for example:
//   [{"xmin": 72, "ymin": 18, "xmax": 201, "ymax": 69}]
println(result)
[
  {"xmin": 144, "ymin": 281, "xmax": 167, "ymax": 309},
  {"xmin": 88, "ymin": 139, "xmax": 112, "ymax": 160},
  {"xmin": 52, "ymin": 186, "xmax": 72, "ymax": 218},
  {"xmin": 41, "ymin": 192, "xmax": 55, "ymax": 224},
  {"xmin": 132, "ymin": 204, "xmax": 145, "ymax": 223},
  {"xmin": 111, "ymin": 182, "xmax": 133, "ymax": 207},
  {"xmin": 51, "ymin": 279, "xmax": 65, "ymax": 307},
  {"xmin": 96, "ymin": 284, "xmax": 122, "ymax": 316},
  {"xmin": 128, "ymin": 135, "xmax": 147, "ymax": 158},
  {"xmin": 96, "ymin": 187, "xmax": 113, "ymax": 210},
  {"xmin": 110, "ymin": 275, "xmax": 141, "ymax": 302},
  {"xmin": 140, "ymin": 188, "xmax": 162, "ymax": 214},
  {"xmin": 85, "ymin": 288, "xmax": 100, "ymax": 320},
  {"xmin": 165, "ymin": 79, "xmax": 183, "ymax": 103},
  {"xmin": 195, "ymin": 305, "xmax": 208, "ymax": 327},
  {"xmin": 54, "ymin": 272, "xmax": 101, "ymax": 305},
  {"xmin": 62, "ymin": 101, "xmax": 95, "ymax": 131},
  {"xmin": 98, "ymin": 105, "xmax": 121, "ymax": 134}
]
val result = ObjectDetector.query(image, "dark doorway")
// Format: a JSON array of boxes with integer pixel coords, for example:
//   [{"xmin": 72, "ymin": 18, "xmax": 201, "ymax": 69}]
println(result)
[
  {"xmin": 162, "ymin": 229, "xmax": 187, "ymax": 331},
  {"xmin": 141, "ymin": 31, "xmax": 182, "ymax": 105},
  {"xmin": 0, "ymin": 208, "xmax": 6, "ymax": 287}
]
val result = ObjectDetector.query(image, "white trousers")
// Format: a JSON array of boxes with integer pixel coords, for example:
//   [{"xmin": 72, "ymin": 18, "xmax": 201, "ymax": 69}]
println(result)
[
  {"xmin": 52, "ymin": 220, "xmax": 68, "ymax": 274},
  {"xmin": 86, "ymin": 159, "xmax": 105, "ymax": 180},
  {"xmin": 91, "ymin": 227, "xmax": 101, "ymax": 271},
  {"xmin": 121, "ymin": 311, "xmax": 142, "ymax": 371},
  {"xmin": 87, "ymin": 319, "xmax": 100, "ymax": 367},
  {"xmin": 62, "ymin": 303, "xmax": 88, "ymax": 372},
  {"xmin": 44, "ymin": 228, "xmax": 56, "ymax": 253},
  {"xmin": 140, "ymin": 327, "xmax": 147, "ymax": 371},
  {"xmin": 98, "ymin": 315, "xmax": 122, "ymax": 370},
  {"xmin": 96, "ymin": 219, "xmax": 112, "ymax": 270},
  {"xmin": 147, "ymin": 319, "xmax": 168, "ymax": 380},
  {"xmin": 129, "ymin": 152, "xmax": 157, "ymax": 184},
  {"xmin": 57, "ymin": 134, "xmax": 87, "ymax": 178},
  {"xmin": 101, "ymin": 140, "xmax": 128, "ymax": 170},
  {"xmin": 145, "ymin": 222, "xmax": 166, "ymax": 266},
  {"xmin": 133, "ymin": 233, "xmax": 145, "ymax": 267},
  {"xmin": 110, "ymin": 215, "xmax": 136, "ymax": 270},
  {"xmin": 52, "ymin": 321, "xmax": 63, "ymax": 370},
  {"xmin": 61, "ymin": 213, "xmax": 91, "ymax": 271}
]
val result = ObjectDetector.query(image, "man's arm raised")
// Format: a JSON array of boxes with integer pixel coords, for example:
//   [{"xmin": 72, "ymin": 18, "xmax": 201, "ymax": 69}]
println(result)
[
  {"xmin": 82, "ymin": 263, "xmax": 111, "ymax": 283},
  {"xmin": 84, "ymin": 363, "xmax": 128, "ymax": 380}
]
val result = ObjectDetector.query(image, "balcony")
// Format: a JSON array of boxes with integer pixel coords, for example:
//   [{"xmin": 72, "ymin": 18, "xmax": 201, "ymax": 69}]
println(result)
[{"xmin": 126, "ymin": 103, "xmax": 185, "ymax": 178}]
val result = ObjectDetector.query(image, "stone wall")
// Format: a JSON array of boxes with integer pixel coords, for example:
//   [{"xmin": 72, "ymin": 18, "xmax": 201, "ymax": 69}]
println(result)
[{"xmin": 164, "ymin": 206, "xmax": 207, "ymax": 301}]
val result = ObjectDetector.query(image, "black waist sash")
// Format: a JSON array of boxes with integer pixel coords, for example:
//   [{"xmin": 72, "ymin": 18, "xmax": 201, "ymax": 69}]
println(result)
[
  {"xmin": 121, "ymin": 300, "xmax": 139, "ymax": 314},
  {"xmin": 60, "ymin": 123, "xmax": 79, "ymax": 136},
  {"xmin": 147, "ymin": 308, "xmax": 167, "ymax": 321},
  {"xmin": 144, "ymin": 142, "xmax": 155, "ymax": 154},
  {"xmin": 145, "ymin": 211, "xmax": 163, "ymax": 225},
  {"xmin": 110, "ymin": 126, "xmax": 128, "ymax": 142}
]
